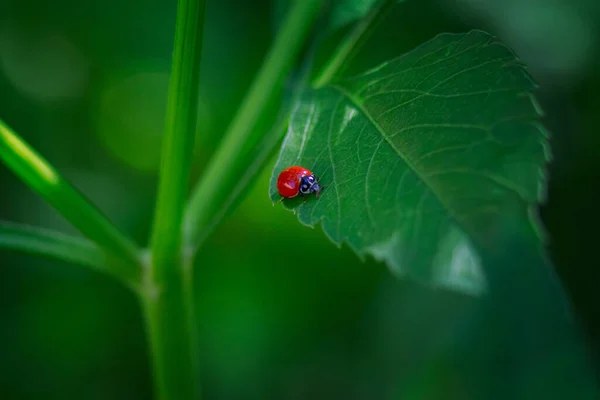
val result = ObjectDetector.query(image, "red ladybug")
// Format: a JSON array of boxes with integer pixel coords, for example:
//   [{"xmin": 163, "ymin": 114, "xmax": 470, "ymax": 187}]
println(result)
[{"xmin": 277, "ymin": 166, "xmax": 323, "ymax": 200}]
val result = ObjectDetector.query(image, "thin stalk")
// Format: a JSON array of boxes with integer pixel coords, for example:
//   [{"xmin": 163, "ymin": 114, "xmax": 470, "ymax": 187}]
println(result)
[
  {"xmin": 312, "ymin": 0, "xmax": 397, "ymax": 88},
  {"xmin": 145, "ymin": 0, "xmax": 206, "ymax": 398},
  {"xmin": 183, "ymin": 0, "xmax": 322, "ymax": 251},
  {"xmin": 186, "ymin": 42, "xmax": 321, "ymax": 247},
  {"xmin": 0, "ymin": 221, "xmax": 139, "ymax": 285},
  {"xmin": 189, "ymin": 110, "xmax": 291, "ymax": 247},
  {"xmin": 150, "ymin": 0, "xmax": 206, "ymax": 279},
  {"xmin": 0, "ymin": 118, "xmax": 140, "ymax": 270}
]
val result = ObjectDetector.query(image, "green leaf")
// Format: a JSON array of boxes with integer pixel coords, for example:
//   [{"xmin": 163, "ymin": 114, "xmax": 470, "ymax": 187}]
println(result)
[
  {"xmin": 0, "ymin": 118, "xmax": 141, "ymax": 269},
  {"xmin": 269, "ymin": 30, "xmax": 549, "ymax": 295},
  {"xmin": 0, "ymin": 221, "xmax": 139, "ymax": 285}
]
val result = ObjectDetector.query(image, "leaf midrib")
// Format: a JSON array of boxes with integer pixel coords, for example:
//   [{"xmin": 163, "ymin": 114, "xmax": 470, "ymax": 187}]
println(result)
[{"xmin": 326, "ymin": 82, "xmax": 468, "ymax": 239}]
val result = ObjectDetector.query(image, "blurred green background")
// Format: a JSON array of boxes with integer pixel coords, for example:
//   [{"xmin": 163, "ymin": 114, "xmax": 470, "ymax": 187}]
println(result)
[{"xmin": 1, "ymin": 0, "xmax": 599, "ymax": 399}]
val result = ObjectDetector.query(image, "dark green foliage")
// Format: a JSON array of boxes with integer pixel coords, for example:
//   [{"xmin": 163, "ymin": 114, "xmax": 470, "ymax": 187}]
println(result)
[{"xmin": 271, "ymin": 31, "xmax": 548, "ymax": 295}]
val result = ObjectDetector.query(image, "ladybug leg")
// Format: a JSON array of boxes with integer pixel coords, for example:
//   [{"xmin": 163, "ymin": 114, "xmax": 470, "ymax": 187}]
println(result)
[{"xmin": 316, "ymin": 184, "xmax": 328, "ymax": 198}]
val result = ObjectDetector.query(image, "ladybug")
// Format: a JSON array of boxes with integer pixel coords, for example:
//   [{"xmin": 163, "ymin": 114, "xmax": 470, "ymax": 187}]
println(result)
[{"xmin": 276, "ymin": 165, "xmax": 323, "ymax": 201}]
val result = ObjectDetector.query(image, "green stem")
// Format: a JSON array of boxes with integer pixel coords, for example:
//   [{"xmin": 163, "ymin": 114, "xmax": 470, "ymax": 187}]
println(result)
[
  {"xmin": 190, "ymin": 110, "xmax": 292, "ymax": 247},
  {"xmin": 0, "ymin": 118, "xmax": 140, "ymax": 270},
  {"xmin": 146, "ymin": 0, "xmax": 206, "ymax": 397},
  {"xmin": 312, "ymin": 0, "xmax": 397, "ymax": 88},
  {"xmin": 0, "ymin": 221, "xmax": 139, "ymax": 285},
  {"xmin": 150, "ymin": 0, "xmax": 206, "ymax": 278},
  {"xmin": 141, "ymin": 255, "xmax": 198, "ymax": 400},
  {"xmin": 183, "ymin": 0, "xmax": 322, "ymax": 251}
]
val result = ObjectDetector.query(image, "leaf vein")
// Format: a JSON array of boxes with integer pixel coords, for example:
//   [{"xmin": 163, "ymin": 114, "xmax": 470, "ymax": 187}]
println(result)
[
  {"xmin": 362, "ymin": 87, "xmax": 523, "ymax": 102},
  {"xmin": 416, "ymin": 140, "xmax": 493, "ymax": 163},
  {"xmin": 356, "ymin": 37, "xmax": 483, "ymax": 94},
  {"xmin": 394, "ymin": 169, "xmax": 410, "ymax": 232},
  {"xmin": 390, "ymin": 123, "xmax": 491, "ymax": 139},
  {"xmin": 328, "ymin": 84, "xmax": 472, "ymax": 243},
  {"xmin": 378, "ymin": 56, "xmax": 514, "ymax": 118},
  {"xmin": 328, "ymin": 98, "xmax": 343, "ymax": 241},
  {"xmin": 355, "ymin": 120, "xmax": 369, "ymax": 163},
  {"xmin": 426, "ymin": 168, "xmax": 530, "ymax": 200},
  {"xmin": 365, "ymin": 139, "xmax": 383, "ymax": 231},
  {"xmin": 294, "ymin": 102, "xmax": 316, "ymax": 164}
]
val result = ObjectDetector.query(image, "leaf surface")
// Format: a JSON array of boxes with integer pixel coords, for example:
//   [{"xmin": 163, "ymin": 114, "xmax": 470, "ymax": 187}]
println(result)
[{"xmin": 270, "ymin": 30, "xmax": 549, "ymax": 295}]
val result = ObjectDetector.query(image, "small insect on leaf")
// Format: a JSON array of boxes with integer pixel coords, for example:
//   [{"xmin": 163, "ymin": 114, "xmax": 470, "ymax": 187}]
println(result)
[{"xmin": 276, "ymin": 165, "xmax": 324, "ymax": 201}]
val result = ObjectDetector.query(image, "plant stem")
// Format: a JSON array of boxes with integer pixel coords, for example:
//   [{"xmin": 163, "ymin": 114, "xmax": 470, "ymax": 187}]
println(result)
[
  {"xmin": 0, "ymin": 220, "xmax": 139, "ymax": 285},
  {"xmin": 146, "ymin": 0, "xmax": 205, "ymax": 397},
  {"xmin": 189, "ymin": 110, "xmax": 292, "ymax": 247},
  {"xmin": 0, "ymin": 118, "xmax": 140, "ymax": 269},
  {"xmin": 183, "ymin": 0, "xmax": 322, "ymax": 251},
  {"xmin": 312, "ymin": 0, "xmax": 397, "ymax": 88},
  {"xmin": 150, "ymin": 0, "xmax": 206, "ymax": 279},
  {"xmin": 141, "ymin": 255, "xmax": 198, "ymax": 400},
  {"xmin": 186, "ymin": 43, "xmax": 319, "ymax": 247}
]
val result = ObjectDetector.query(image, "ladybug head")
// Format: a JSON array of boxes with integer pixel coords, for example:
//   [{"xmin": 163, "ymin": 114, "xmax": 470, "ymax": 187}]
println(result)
[
  {"xmin": 299, "ymin": 174, "xmax": 322, "ymax": 195},
  {"xmin": 310, "ymin": 182, "xmax": 322, "ymax": 195}
]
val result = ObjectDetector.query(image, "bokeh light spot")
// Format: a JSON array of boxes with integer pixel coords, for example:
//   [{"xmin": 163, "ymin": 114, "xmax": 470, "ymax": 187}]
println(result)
[
  {"xmin": 94, "ymin": 68, "xmax": 210, "ymax": 172},
  {"xmin": 0, "ymin": 21, "xmax": 88, "ymax": 101}
]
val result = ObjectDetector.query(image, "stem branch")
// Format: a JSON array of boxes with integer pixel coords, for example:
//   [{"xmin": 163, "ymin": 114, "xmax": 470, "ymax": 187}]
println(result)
[
  {"xmin": 0, "ymin": 221, "xmax": 139, "ymax": 285},
  {"xmin": 0, "ymin": 118, "xmax": 140, "ymax": 270},
  {"xmin": 313, "ymin": 0, "xmax": 396, "ymax": 88}
]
